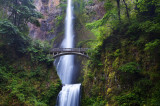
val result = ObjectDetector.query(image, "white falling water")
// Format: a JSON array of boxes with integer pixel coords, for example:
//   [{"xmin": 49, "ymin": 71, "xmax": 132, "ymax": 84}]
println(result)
[
  {"xmin": 55, "ymin": 0, "xmax": 81, "ymax": 106},
  {"xmin": 56, "ymin": 84, "xmax": 81, "ymax": 106},
  {"xmin": 56, "ymin": 0, "xmax": 75, "ymax": 84}
]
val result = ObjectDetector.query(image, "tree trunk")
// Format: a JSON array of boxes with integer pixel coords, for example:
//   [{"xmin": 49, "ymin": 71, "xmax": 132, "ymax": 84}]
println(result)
[
  {"xmin": 123, "ymin": 0, "xmax": 130, "ymax": 20},
  {"xmin": 14, "ymin": 0, "xmax": 18, "ymax": 26},
  {"xmin": 116, "ymin": 0, "xmax": 121, "ymax": 22}
]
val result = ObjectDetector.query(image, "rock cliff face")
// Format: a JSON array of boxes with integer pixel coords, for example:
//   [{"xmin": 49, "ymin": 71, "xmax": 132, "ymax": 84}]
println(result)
[
  {"xmin": 74, "ymin": 0, "xmax": 106, "ymax": 45},
  {"xmin": 29, "ymin": 0, "xmax": 105, "ymax": 41},
  {"xmin": 29, "ymin": 0, "xmax": 61, "ymax": 40},
  {"xmin": 85, "ymin": 0, "xmax": 105, "ymax": 20}
]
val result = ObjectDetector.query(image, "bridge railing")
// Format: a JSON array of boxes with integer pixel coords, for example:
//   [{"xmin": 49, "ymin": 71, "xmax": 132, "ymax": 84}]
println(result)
[{"xmin": 51, "ymin": 48, "xmax": 90, "ymax": 52}]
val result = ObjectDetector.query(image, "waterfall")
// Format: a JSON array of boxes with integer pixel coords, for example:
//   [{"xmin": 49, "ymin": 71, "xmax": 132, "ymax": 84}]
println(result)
[
  {"xmin": 56, "ymin": 0, "xmax": 74, "ymax": 84},
  {"xmin": 56, "ymin": 84, "xmax": 81, "ymax": 106},
  {"xmin": 55, "ymin": 0, "xmax": 81, "ymax": 106}
]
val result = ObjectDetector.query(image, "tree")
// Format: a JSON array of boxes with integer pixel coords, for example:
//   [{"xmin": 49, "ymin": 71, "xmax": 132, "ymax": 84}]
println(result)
[
  {"xmin": 122, "ymin": 0, "xmax": 130, "ymax": 20},
  {"xmin": 116, "ymin": 0, "xmax": 121, "ymax": 22},
  {"xmin": 0, "ymin": 0, "xmax": 42, "ymax": 30},
  {"xmin": 0, "ymin": 20, "xmax": 30, "ymax": 49},
  {"xmin": 136, "ymin": 0, "xmax": 160, "ymax": 20}
]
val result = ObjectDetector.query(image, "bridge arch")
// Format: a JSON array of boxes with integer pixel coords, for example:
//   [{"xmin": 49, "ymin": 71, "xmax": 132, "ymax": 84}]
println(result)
[
  {"xmin": 50, "ymin": 48, "xmax": 90, "ymax": 59},
  {"xmin": 53, "ymin": 52, "xmax": 89, "ymax": 58}
]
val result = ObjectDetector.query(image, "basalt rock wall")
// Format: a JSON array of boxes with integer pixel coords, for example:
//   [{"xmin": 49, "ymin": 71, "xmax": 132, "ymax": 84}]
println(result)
[{"xmin": 28, "ymin": 0, "xmax": 61, "ymax": 40}]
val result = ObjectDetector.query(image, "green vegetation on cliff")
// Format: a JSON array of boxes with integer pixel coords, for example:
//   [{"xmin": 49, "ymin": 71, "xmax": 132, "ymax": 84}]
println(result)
[
  {"xmin": 79, "ymin": 0, "xmax": 160, "ymax": 105},
  {"xmin": 1, "ymin": 0, "xmax": 160, "ymax": 105},
  {"xmin": 0, "ymin": 0, "xmax": 61, "ymax": 105}
]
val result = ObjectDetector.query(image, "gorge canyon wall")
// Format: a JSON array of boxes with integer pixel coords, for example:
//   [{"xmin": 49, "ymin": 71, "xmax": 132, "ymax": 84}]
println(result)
[{"xmin": 28, "ymin": 0, "xmax": 61, "ymax": 40}]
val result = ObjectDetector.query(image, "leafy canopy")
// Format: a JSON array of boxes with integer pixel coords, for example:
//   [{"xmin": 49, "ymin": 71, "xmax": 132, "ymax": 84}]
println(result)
[{"xmin": 0, "ymin": 0, "xmax": 42, "ymax": 30}]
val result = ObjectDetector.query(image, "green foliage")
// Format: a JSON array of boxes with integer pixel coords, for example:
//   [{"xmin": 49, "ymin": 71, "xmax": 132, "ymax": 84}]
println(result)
[
  {"xmin": 82, "ymin": 0, "xmax": 160, "ymax": 105},
  {"xmin": 77, "ymin": 39, "xmax": 95, "ymax": 48},
  {"xmin": 0, "ymin": 0, "xmax": 42, "ymax": 29},
  {"xmin": 115, "ymin": 79, "xmax": 155, "ymax": 105},
  {"xmin": 133, "ymin": 79, "xmax": 152, "ymax": 96},
  {"xmin": 86, "ymin": 11, "xmax": 115, "ymax": 31},
  {"xmin": 0, "ymin": 67, "xmax": 8, "ymax": 87},
  {"xmin": 112, "ymin": 57, "xmax": 120, "ymax": 69},
  {"xmin": 0, "ymin": 8, "xmax": 7, "ymax": 19},
  {"xmin": 113, "ymin": 49, "xmax": 121, "ymax": 57},
  {"xmin": 117, "ymin": 62, "xmax": 141, "ymax": 86},
  {"xmin": 88, "ymin": 45, "xmax": 103, "ymax": 68},
  {"xmin": 104, "ymin": 0, "xmax": 113, "ymax": 11},
  {"xmin": 87, "ymin": 0, "xmax": 94, "ymax": 5},
  {"xmin": 73, "ymin": 0, "xmax": 84, "ymax": 14},
  {"xmin": 0, "ymin": 60, "xmax": 61, "ymax": 105},
  {"xmin": 144, "ymin": 39, "xmax": 160, "ymax": 52},
  {"xmin": 86, "ymin": 20, "xmax": 103, "ymax": 30},
  {"xmin": 82, "ymin": 96, "xmax": 96, "ymax": 106},
  {"xmin": 55, "ymin": 15, "xmax": 64, "ymax": 27},
  {"xmin": 0, "ymin": 20, "xmax": 54, "ymax": 65},
  {"xmin": 29, "ymin": 66, "xmax": 46, "ymax": 79},
  {"xmin": 139, "ymin": 21, "xmax": 160, "ymax": 33},
  {"xmin": 82, "ymin": 96, "xmax": 106, "ymax": 106},
  {"xmin": 150, "ymin": 83, "xmax": 160, "ymax": 105},
  {"xmin": 41, "ymin": 80, "xmax": 61, "ymax": 104},
  {"xmin": 115, "ymin": 92, "xmax": 140, "ymax": 106},
  {"xmin": 118, "ymin": 62, "xmax": 140, "ymax": 73},
  {"xmin": 59, "ymin": 3, "xmax": 67, "ymax": 12},
  {"xmin": 0, "ymin": 20, "xmax": 30, "ymax": 49},
  {"xmin": 137, "ymin": 0, "xmax": 160, "ymax": 17},
  {"xmin": 87, "ymin": 70, "xmax": 94, "ymax": 79},
  {"xmin": 126, "ymin": 20, "xmax": 140, "ymax": 36},
  {"xmin": 92, "ymin": 100, "xmax": 106, "ymax": 106},
  {"xmin": 0, "ymin": 1, "xmax": 60, "ymax": 105},
  {"xmin": 25, "ymin": 40, "xmax": 54, "ymax": 66},
  {"xmin": 8, "ymin": 80, "xmax": 37, "ymax": 102}
]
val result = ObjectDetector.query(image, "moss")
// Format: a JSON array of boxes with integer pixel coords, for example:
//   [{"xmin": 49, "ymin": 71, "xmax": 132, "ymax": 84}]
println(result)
[
  {"xmin": 144, "ymin": 39, "xmax": 160, "ymax": 53},
  {"xmin": 82, "ymin": 18, "xmax": 160, "ymax": 106},
  {"xmin": 55, "ymin": 15, "xmax": 64, "ymax": 27},
  {"xmin": 112, "ymin": 57, "xmax": 120, "ymax": 69},
  {"xmin": 118, "ymin": 62, "xmax": 140, "ymax": 73},
  {"xmin": 76, "ymin": 0, "xmax": 160, "ymax": 105},
  {"xmin": 47, "ymin": 28, "xmax": 54, "ymax": 34},
  {"xmin": 113, "ymin": 49, "xmax": 121, "ymax": 57},
  {"xmin": 108, "ymin": 72, "xmax": 115, "ymax": 79},
  {"xmin": 0, "ymin": 59, "xmax": 61, "ymax": 105},
  {"xmin": 107, "ymin": 88, "xmax": 112, "ymax": 95}
]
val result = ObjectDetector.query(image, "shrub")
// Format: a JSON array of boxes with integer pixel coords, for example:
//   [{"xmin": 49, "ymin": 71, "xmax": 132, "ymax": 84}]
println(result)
[
  {"xmin": 151, "ymin": 86, "xmax": 160, "ymax": 105},
  {"xmin": 115, "ymin": 93, "xmax": 140, "ymax": 106},
  {"xmin": 118, "ymin": 62, "xmax": 140, "ymax": 73},
  {"xmin": 0, "ymin": 20, "xmax": 30, "ymax": 50},
  {"xmin": 117, "ymin": 62, "xmax": 141, "ymax": 86},
  {"xmin": 144, "ymin": 39, "xmax": 160, "ymax": 52},
  {"xmin": 0, "ymin": 67, "xmax": 8, "ymax": 87},
  {"xmin": 25, "ymin": 40, "xmax": 54, "ymax": 65}
]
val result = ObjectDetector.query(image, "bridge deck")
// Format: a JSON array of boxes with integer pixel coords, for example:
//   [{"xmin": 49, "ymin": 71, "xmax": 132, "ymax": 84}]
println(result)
[
  {"xmin": 51, "ymin": 48, "xmax": 89, "ymax": 52},
  {"xmin": 50, "ymin": 48, "xmax": 90, "ymax": 58}
]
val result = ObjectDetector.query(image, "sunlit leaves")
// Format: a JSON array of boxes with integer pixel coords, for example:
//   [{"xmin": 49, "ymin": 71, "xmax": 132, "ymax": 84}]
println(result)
[{"xmin": 144, "ymin": 39, "xmax": 160, "ymax": 51}]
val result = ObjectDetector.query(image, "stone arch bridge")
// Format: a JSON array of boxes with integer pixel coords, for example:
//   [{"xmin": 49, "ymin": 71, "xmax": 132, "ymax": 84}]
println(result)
[{"xmin": 50, "ymin": 48, "xmax": 90, "ymax": 58}]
